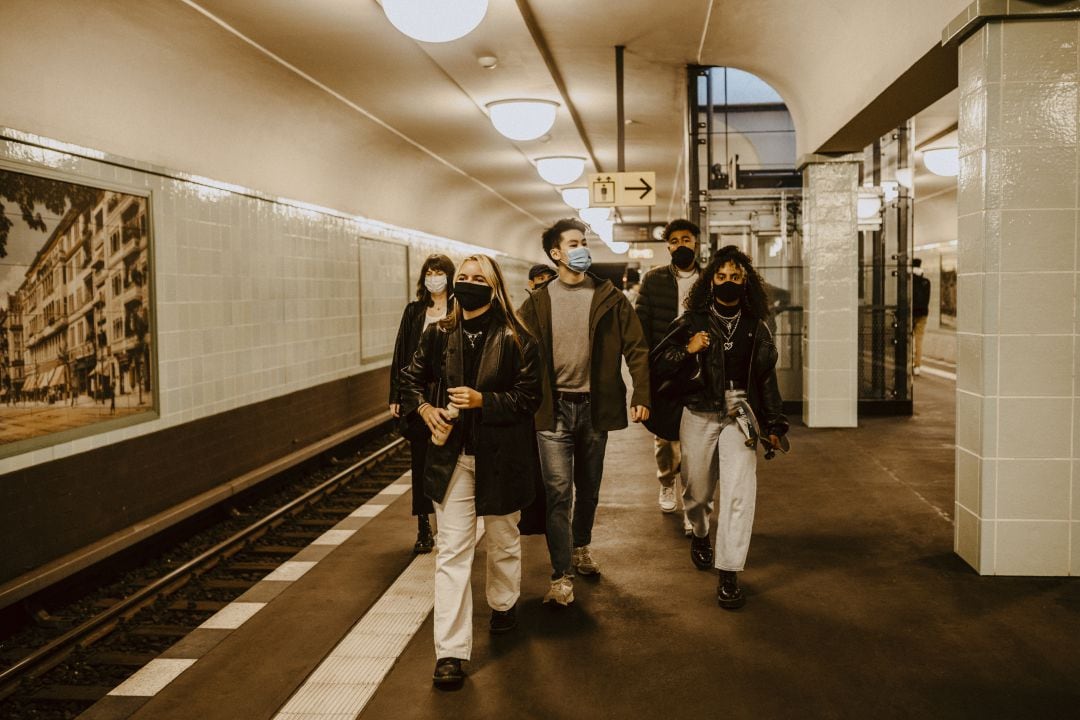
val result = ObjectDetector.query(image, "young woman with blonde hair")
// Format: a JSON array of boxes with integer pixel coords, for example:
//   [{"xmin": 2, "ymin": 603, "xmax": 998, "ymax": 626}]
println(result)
[{"xmin": 398, "ymin": 254, "xmax": 541, "ymax": 688}]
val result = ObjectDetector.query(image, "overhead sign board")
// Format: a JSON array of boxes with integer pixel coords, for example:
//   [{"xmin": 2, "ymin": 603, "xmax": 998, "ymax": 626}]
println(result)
[
  {"xmin": 613, "ymin": 222, "xmax": 666, "ymax": 243},
  {"xmin": 588, "ymin": 171, "xmax": 656, "ymax": 207}
]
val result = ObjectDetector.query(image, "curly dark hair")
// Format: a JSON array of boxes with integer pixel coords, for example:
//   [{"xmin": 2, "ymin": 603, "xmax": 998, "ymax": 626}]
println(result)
[
  {"xmin": 415, "ymin": 253, "xmax": 456, "ymax": 306},
  {"xmin": 662, "ymin": 218, "xmax": 700, "ymax": 242},
  {"xmin": 686, "ymin": 245, "xmax": 771, "ymax": 321}
]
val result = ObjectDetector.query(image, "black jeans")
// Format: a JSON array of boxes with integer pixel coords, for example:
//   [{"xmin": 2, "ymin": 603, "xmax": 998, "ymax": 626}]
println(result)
[{"xmin": 408, "ymin": 440, "xmax": 434, "ymax": 518}]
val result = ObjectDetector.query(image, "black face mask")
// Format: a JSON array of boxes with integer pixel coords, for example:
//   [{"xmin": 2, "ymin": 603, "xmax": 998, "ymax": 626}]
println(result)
[
  {"xmin": 454, "ymin": 281, "xmax": 493, "ymax": 311},
  {"xmin": 713, "ymin": 281, "xmax": 743, "ymax": 304},
  {"xmin": 671, "ymin": 245, "xmax": 696, "ymax": 270}
]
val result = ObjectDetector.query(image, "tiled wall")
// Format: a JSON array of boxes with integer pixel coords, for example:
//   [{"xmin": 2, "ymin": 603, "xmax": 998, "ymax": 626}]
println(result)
[
  {"xmin": 0, "ymin": 132, "xmax": 529, "ymax": 476},
  {"xmin": 801, "ymin": 156, "xmax": 860, "ymax": 427},
  {"xmin": 954, "ymin": 18, "xmax": 1079, "ymax": 575}
]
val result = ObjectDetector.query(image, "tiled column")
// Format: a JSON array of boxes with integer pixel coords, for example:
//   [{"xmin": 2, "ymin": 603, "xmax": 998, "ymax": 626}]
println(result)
[
  {"xmin": 949, "ymin": 8, "xmax": 1080, "ymax": 575},
  {"xmin": 800, "ymin": 154, "xmax": 860, "ymax": 428}
]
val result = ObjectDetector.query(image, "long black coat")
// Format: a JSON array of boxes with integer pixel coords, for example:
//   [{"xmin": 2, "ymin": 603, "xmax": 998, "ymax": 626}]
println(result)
[
  {"xmin": 389, "ymin": 299, "xmax": 455, "ymax": 406},
  {"xmin": 398, "ymin": 310, "xmax": 541, "ymax": 515}
]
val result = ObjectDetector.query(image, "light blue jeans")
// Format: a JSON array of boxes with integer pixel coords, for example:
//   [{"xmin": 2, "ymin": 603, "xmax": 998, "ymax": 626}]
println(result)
[{"xmin": 536, "ymin": 397, "xmax": 609, "ymax": 578}]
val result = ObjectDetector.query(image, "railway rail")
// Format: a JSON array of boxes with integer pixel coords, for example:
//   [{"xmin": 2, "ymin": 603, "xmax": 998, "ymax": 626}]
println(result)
[{"xmin": 0, "ymin": 432, "xmax": 409, "ymax": 719}]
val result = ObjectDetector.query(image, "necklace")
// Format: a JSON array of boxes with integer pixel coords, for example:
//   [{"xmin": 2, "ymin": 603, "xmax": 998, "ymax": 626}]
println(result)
[
  {"xmin": 712, "ymin": 307, "xmax": 741, "ymax": 351},
  {"xmin": 463, "ymin": 327, "xmax": 484, "ymax": 349}
]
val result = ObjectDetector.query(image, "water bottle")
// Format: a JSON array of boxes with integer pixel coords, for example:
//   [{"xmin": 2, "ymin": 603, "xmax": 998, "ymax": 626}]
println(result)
[{"xmin": 430, "ymin": 404, "xmax": 460, "ymax": 446}]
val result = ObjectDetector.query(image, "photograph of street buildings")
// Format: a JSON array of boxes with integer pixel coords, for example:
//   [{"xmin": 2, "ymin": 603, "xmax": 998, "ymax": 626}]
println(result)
[{"xmin": 0, "ymin": 167, "xmax": 154, "ymax": 450}]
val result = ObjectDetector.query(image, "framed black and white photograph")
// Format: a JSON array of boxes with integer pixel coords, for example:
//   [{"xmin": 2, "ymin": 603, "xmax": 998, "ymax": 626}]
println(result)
[
  {"xmin": 939, "ymin": 260, "xmax": 956, "ymax": 329},
  {"xmin": 0, "ymin": 165, "xmax": 155, "ymax": 455}
]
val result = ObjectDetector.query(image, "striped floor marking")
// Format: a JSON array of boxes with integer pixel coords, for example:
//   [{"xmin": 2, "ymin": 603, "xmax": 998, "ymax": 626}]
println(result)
[
  {"xmin": 273, "ymin": 522, "xmax": 487, "ymax": 720},
  {"xmin": 94, "ymin": 472, "xmax": 413, "ymax": 709}
]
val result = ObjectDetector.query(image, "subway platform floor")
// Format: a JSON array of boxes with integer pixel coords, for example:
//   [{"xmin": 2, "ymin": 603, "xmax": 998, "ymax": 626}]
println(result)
[{"xmin": 90, "ymin": 373, "xmax": 1080, "ymax": 719}]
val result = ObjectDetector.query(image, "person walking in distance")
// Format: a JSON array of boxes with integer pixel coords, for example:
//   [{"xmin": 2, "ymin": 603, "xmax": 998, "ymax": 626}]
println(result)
[
  {"xmin": 527, "ymin": 264, "xmax": 557, "ymax": 292},
  {"xmin": 389, "ymin": 254, "xmax": 456, "ymax": 554},
  {"xmin": 911, "ymin": 257, "xmax": 931, "ymax": 376},
  {"xmin": 635, "ymin": 219, "xmax": 702, "ymax": 529},
  {"xmin": 652, "ymin": 246, "xmax": 788, "ymax": 609},
  {"xmin": 518, "ymin": 218, "xmax": 651, "ymax": 607},
  {"xmin": 399, "ymin": 254, "xmax": 541, "ymax": 688}
]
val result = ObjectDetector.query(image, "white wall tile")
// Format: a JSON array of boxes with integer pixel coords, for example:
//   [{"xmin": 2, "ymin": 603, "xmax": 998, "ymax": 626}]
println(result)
[
  {"xmin": 998, "ymin": 335, "xmax": 1073, "ymax": 397},
  {"xmin": 998, "ymin": 398, "xmax": 1072, "ymax": 459},
  {"xmin": 996, "ymin": 459, "xmax": 1071, "ymax": 520},
  {"xmin": 994, "ymin": 520, "xmax": 1070, "ymax": 575},
  {"xmin": 955, "ymin": 504, "xmax": 981, "ymax": 571}
]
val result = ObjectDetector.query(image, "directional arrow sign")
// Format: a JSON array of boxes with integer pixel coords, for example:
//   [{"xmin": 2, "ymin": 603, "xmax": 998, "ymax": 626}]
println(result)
[{"xmin": 587, "ymin": 171, "xmax": 656, "ymax": 207}]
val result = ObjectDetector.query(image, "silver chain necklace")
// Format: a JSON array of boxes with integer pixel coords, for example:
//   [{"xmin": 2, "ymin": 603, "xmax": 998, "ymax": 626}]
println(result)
[
  {"xmin": 713, "ymin": 308, "xmax": 741, "ymax": 351},
  {"xmin": 462, "ymin": 327, "xmax": 484, "ymax": 349}
]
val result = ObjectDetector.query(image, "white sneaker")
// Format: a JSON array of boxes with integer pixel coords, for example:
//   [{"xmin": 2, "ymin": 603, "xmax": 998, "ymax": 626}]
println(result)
[
  {"xmin": 543, "ymin": 575, "xmax": 575, "ymax": 606},
  {"xmin": 658, "ymin": 486, "xmax": 677, "ymax": 513},
  {"xmin": 572, "ymin": 546, "xmax": 601, "ymax": 576}
]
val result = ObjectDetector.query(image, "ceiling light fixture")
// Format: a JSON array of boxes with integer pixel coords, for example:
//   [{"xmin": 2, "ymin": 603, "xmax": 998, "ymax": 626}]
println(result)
[
  {"xmin": 895, "ymin": 168, "xmax": 913, "ymax": 190},
  {"xmin": 536, "ymin": 156, "xmax": 586, "ymax": 185},
  {"xmin": 382, "ymin": 0, "xmax": 488, "ymax": 43},
  {"xmin": 486, "ymin": 99, "xmax": 559, "ymax": 141},
  {"xmin": 922, "ymin": 147, "xmax": 959, "ymax": 177},
  {"xmin": 561, "ymin": 187, "xmax": 590, "ymax": 210}
]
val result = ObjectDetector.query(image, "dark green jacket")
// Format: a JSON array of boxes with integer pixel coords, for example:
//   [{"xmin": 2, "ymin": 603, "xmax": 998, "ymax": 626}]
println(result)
[{"xmin": 518, "ymin": 275, "xmax": 650, "ymax": 432}]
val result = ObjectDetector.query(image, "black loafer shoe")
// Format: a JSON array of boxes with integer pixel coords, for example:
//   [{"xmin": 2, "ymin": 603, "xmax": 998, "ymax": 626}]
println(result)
[
  {"xmin": 413, "ymin": 516, "xmax": 435, "ymax": 554},
  {"xmin": 690, "ymin": 534, "xmax": 713, "ymax": 570},
  {"xmin": 489, "ymin": 605, "xmax": 517, "ymax": 634},
  {"xmin": 413, "ymin": 530, "xmax": 434, "ymax": 554},
  {"xmin": 433, "ymin": 657, "xmax": 465, "ymax": 688},
  {"xmin": 717, "ymin": 570, "xmax": 745, "ymax": 609}
]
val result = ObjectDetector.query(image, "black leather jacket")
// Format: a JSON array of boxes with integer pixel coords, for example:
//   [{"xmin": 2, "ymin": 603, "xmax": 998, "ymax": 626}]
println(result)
[
  {"xmin": 653, "ymin": 308, "xmax": 788, "ymax": 438},
  {"xmin": 389, "ymin": 298, "xmax": 455, "ymax": 405},
  {"xmin": 398, "ymin": 309, "xmax": 541, "ymax": 515}
]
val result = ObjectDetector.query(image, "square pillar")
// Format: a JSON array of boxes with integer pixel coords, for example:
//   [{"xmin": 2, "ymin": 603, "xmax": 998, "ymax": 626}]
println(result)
[
  {"xmin": 799, "ymin": 154, "xmax": 860, "ymax": 428},
  {"xmin": 950, "ymin": 8, "xmax": 1080, "ymax": 575}
]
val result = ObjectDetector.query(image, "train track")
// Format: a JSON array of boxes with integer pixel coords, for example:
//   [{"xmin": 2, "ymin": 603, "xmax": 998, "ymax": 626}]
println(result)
[{"xmin": 0, "ymin": 433, "xmax": 409, "ymax": 719}]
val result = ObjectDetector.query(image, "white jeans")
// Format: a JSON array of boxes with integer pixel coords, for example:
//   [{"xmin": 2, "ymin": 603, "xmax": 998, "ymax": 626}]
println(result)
[
  {"xmin": 680, "ymin": 407, "xmax": 758, "ymax": 571},
  {"xmin": 432, "ymin": 455, "xmax": 521, "ymax": 660}
]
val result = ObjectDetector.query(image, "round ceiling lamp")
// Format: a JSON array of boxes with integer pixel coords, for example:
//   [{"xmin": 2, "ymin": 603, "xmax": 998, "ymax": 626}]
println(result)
[
  {"xmin": 536, "ymin": 156, "xmax": 586, "ymax": 185},
  {"xmin": 895, "ymin": 167, "xmax": 913, "ymax": 190},
  {"xmin": 486, "ymin": 100, "xmax": 559, "ymax": 141},
  {"xmin": 922, "ymin": 147, "xmax": 959, "ymax": 177},
  {"xmin": 382, "ymin": 0, "xmax": 488, "ymax": 43},
  {"xmin": 561, "ymin": 187, "xmax": 589, "ymax": 210}
]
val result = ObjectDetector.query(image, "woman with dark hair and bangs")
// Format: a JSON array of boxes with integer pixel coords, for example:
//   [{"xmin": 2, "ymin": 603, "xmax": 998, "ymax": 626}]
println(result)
[
  {"xmin": 390, "ymin": 253, "xmax": 456, "ymax": 554},
  {"xmin": 652, "ymin": 245, "xmax": 789, "ymax": 609}
]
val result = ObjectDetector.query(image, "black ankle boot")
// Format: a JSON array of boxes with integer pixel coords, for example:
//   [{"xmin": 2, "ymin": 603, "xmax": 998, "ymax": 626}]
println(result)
[
  {"xmin": 717, "ymin": 570, "xmax": 745, "ymax": 609},
  {"xmin": 414, "ymin": 515, "xmax": 434, "ymax": 554},
  {"xmin": 690, "ymin": 534, "xmax": 713, "ymax": 570}
]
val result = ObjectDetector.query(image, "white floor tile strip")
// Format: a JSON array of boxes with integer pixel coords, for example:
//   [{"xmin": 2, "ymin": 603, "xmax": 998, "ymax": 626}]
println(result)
[
  {"xmin": 199, "ymin": 601, "xmax": 267, "ymax": 630},
  {"xmin": 273, "ymin": 521, "xmax": 486, "ymax": 720},
  {"xmin": 98, "ymin": 472, "xmax": 413, "ymax": 703},
  {"xmin": 108, "ymin": 659, "xmax": 197, "ymax": 697}
]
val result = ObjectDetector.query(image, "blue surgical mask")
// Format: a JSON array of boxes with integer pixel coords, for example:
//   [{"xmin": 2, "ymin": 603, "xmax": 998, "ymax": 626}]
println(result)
[{"xmin": 564, "ymin": 246, "xmax": 592, "ymax": 273}]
